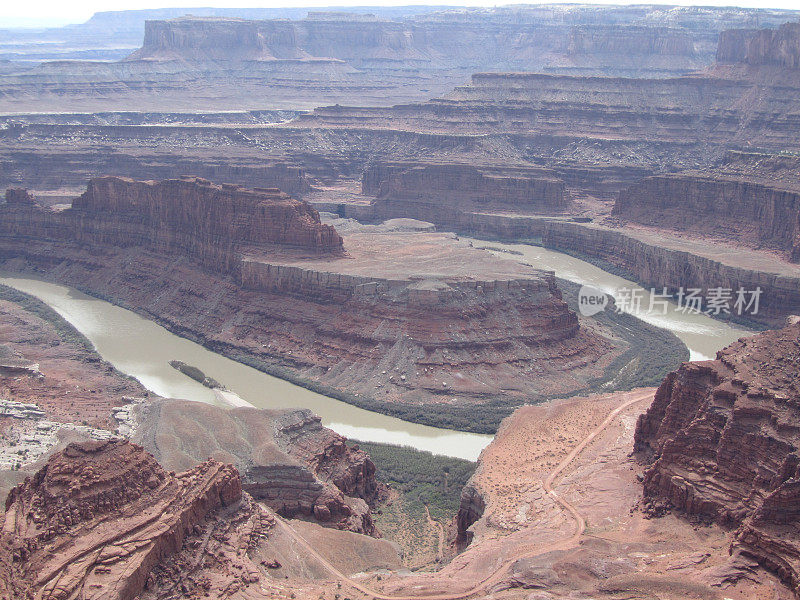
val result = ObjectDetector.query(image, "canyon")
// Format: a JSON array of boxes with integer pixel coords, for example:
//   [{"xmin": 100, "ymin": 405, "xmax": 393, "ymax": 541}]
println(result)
[
  {"xmin": 0, "ymin": 177, "xmax": 636, "ymax": 432},
  {"xmin": 2, "ymin": 4, "xmax": 800, "ymax": 599},
  {"xmin": 4, "ymin": 6, "xmax": 798, "ymax": 113},
  {"xmin": 4, "ymin": 314, "xmax": 799, "ymax": 599},
  {"xmin": 3, "ymin": 20, "xmax": 800, "ymax": 335}
]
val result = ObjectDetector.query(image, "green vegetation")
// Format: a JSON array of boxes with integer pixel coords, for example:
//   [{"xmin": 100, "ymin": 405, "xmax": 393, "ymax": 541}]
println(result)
[
  {"xmin": 351, "ymin": 440, "xmax": 477, "ymax": 569},
  {"xmin": 168, "ymin": 359, "xmax": 225, "ymax": 389},
  {"xmin": 354, "ymin": 441, "xmax": 476, "ymax": 521},
  {"xmin": 0, "ymin": 283, "xmax": 96, "ymax": 353},
  {"xmin": 219, "ymin": 346, "xmax": 510, "ymax": 433},
  {"xmin": 557, "ymin": 278, "xmax": 690, "ymax": 390}
]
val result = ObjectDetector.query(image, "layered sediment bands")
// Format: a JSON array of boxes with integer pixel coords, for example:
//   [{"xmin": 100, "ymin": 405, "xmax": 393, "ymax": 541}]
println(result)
[
  {"xmin": 568, "ymin": 25, "xmax": 696, "ymax": 57},
  {"xmin": 1, "ymin": 176, "xmax": 342, "ymax": 273},
  {"xmin": 0, "ymin": 180, "xmax": 613, "ymax": 426},
  {"xmin": 128, "ymin": 18, "xmax": 308, "ymax": 61},
  {"xmin": 1, "ymin": 150, "xmax": 312, "ymax": 198},
  {"xmin": 302, "ymin": 68, "xmax": 800, "ymax": 152},
  {"xmin": 128, "ymin": 13, "xmax": 714, "ymax": 75},
  {"xmin": 634, "ymin": 320, "xmax": 800, "ymax": 594},
  {"xmin": 616, "ymin": 174, "xmax": 800, "ymax": 261},
  {"xmin": 7, "ymin": 6, "xmax": 799, "ymax": 114},
  {"xmin": 363, "ymin": 162, "xmax": 569, "ymax": 214},
  {"xmin": 0, "ymin": 439, "xmax": 247, "ymax": 600},
  {"xmin": 717, "ymin": 22, "xmax": 800, "ymax": 67},
  {"xmin": 133, "ymin": 400, "xmax": 378, "ymax": 534},
  {"xmin": 72, "ymin": 176, "xmax": 342, "ymax": 259}
]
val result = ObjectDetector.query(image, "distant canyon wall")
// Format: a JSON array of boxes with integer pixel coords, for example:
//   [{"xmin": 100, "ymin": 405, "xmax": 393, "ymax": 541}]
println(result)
[
  {"xmin": 362, "ymin": 162, "xmax": 570, "ymax": 215},
  {"xmin": 615, "ymin": 173, "xmax": 800, "ymax": 262},
  {"xmin": 717, "ymin": 21, "xmax": 800, "ymax": 68},
  {"xmin": 0, "ymin": 145, "xmax": 312, "ymax": 198},
  {"xmin": 127, "ymin": 13, "xmax": 714, "ymax": 73}
]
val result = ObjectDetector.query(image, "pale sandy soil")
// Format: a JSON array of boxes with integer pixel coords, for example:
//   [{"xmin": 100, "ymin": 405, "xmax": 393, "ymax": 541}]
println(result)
[
  {"xmin": 247, "ymin": 229, "xmax": 548, "ymax": 282},
  {"xmin": 246, "ymin": 388, "xmax": 794, "ymax": 600}
]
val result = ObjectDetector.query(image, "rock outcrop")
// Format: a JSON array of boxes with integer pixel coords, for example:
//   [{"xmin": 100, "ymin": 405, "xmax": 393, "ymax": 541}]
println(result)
[
  {"xmin": 539, "ymin": 220, "xmax": 800, "ymax": 327},
  {"xmin": 363, "ymin": 162, "xmax": 569, "ymax": 216},
  {"xmin": 3, "ymin": 189, "xmax": 34, "ymax": 206},
  {"xmin": 2, "ymin": 176, "xmax": 342, "ymax": 274},
  {"xmin": 717, "ymin": 22, "xmax": 800, "ymax": 68},
  {"xmin": 0, "ymin": 439, "xmax": 253, "ymax": 600},
  {"xmin": 614, "ymin": 152, "xmax": 800, "ymax": 262},
  {"xmin": 70, "ymin": 176, "xmax": 343, "ymax": 265},
  {"xmin": 132, "ymin": 400, "xmax": 378, "ymax": 534},
  {"xmin": 634, "ymin": 319, "xmax": 800, "ymax": 595}
]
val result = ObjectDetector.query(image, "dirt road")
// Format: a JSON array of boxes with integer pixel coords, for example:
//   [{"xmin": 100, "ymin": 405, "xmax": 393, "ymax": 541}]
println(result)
[
  {"xmin": 424, "ymin": 504, "xmax": 445, "ymax": 562},
  {"xmin": 264, "ymin": 389, "xmax": 653, "ymax": 600}
]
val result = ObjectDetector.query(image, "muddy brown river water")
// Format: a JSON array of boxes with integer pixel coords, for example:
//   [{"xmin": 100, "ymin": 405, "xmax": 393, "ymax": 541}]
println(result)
[{"xmin": 0, "ymin": 242, "xmax": 751, "ymax": 460}]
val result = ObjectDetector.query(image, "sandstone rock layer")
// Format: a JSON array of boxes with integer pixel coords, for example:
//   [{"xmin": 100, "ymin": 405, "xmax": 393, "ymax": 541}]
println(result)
[
  {"xmin": 133, "ymin": 400, "xmax": 379, "ymax": 534},
  {"xmin": 0, "ymin": 439, "xmax": 247, "ymax": 600},
  {"xmin": 635, "ymin": 319, "xmax": 800, "ymax": 596}
]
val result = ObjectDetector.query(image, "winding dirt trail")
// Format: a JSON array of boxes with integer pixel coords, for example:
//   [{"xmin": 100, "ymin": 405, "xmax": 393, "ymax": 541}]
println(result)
[
  {"xmin": 424, "ymin": 504, "xmax": 445, "ymax": 562},
  {"xmin": 263, "ymin": 389, "xmax": 653, "ymax": 600}
]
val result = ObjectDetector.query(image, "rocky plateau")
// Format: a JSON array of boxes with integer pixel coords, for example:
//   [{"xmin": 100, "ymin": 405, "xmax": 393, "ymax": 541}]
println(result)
[
  {"xmin": 0, "ymin": 176, "xmax": 629, "ymax": 431},
  {"xmin": 3, "ymin": 5, "xmax": 800, "ymax": 599}
]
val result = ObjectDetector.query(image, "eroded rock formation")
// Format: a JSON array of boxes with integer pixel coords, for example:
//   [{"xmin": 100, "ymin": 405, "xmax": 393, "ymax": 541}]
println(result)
[
  {"xmin": 132, "ymin": 400, "xmax": 379, "ymax": 534},
  {"xmin": 71, "ymin": 176, "xmax": 343, "ymax": 265},
  {"xmin": 634, "ymin": 319, "xmax": 800, "ymax": 595},
  {"xmin": 363, "ymin": 162, "xmax": 569, "ymax": 217},
  {"xmin": 0, "ymin": 439, "xmax": 254, "ymax": 600},
  {"xmin": 2, "ymin": 176, "xmax": 341, "ymax": 273},
  {"xmin": 614, "ymin": 152, "xmax": 800, "ymax": 262},
  {"xmin": 0, "ymin": 179, "xmax": 616, "ymax": 429},
  {"xmin": 717, "ymin": 22, "xmax": 800, "ymax": 68}
]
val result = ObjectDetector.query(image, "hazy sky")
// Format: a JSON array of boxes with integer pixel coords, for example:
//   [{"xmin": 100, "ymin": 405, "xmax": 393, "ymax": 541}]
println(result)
[{"xmin": 1, "ymin": 0, "xmax": 799, "ymax": 27}]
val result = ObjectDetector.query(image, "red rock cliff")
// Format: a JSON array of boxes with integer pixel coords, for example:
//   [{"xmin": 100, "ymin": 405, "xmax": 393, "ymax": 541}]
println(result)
[
  {"xmin": 0, "ymin": 176, "xmax": 343, "ymax": 276},
  {"xmin": 614, "ymin": 172, "xmax": 800, "ymax": 262},
  {"xmin": 634, "ymin": 319, "xmax": 800, "ymax": 596},
  {"xmin": 717, "ymin": 22, "xmax": 800, "ymax": 68},
  {"xmin": 0, "ymin": 439, "xmax": 245, "ymax": 600},
  {"xmin": 70, "ymin": 176, "xmax": 342, "ymax": 269}
]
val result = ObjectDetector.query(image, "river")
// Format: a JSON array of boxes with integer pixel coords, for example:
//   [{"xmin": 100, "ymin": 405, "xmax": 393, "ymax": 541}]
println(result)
[
  {"xmin": 0, "ymin": 244, "xmax": 751, "ymax": 461},
  {"xmin": 466, "ymin": 239, "xmax": 752, "ymax": 361}
]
